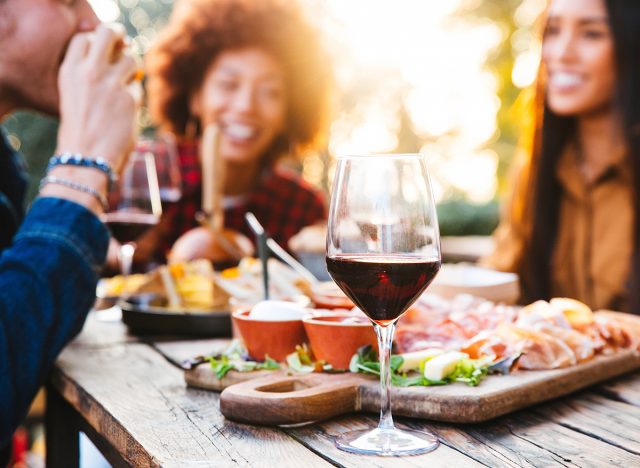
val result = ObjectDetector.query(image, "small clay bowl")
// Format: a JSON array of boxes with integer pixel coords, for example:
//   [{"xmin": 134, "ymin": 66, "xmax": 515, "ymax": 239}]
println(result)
[
  {"xmin": 229, "ymin": 295, "xmax": 311, "ymax": 339},
  {"xmin": 232, "ymin": 309, "xmax": 307, "ymax": 361},
  {"xmin": 303, "ymin": 313, "xmax": 377, "ymax": 370}
]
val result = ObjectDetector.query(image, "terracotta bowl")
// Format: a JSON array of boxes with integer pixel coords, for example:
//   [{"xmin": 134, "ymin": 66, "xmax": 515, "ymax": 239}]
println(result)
[
  {"xmin": 232, "ymin": 309, "xmax": 307, "ymax": 361},
  {"xmin": 229, "ymin": 295, "xmax": 310, "ymax": 339},
  {"xmin": 303, "ymin": 313, "xmax": 377, "ymax": 370}
]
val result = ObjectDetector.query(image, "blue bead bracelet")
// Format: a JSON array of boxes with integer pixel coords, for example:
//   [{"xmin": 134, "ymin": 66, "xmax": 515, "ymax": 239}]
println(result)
[{"xmin": 47, "ymin": 152, "xmax": 117, "ymax": 189}]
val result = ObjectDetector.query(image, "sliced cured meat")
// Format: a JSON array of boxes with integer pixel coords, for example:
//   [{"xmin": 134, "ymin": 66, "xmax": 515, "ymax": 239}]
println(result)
[
  {"xmin": 492, "ymin": 324, "xmax": 577, "ymax": 369},
  {"xmin": 533, "ymin": 324, "xmax": 595, "ymax": 362},
  {"xmin": 461, "ymin": 331, "xmax": 511, "ymax": 361},
  {"xmin": 516, "ymin": 300, "xmax": 573, "ymax": 329},
  {"xmin": 593, "ymin": 312, "xmax": 640, "ymax": 350},
  {"xmin": 395, "ymin": 322, "xmax": 468, "ymax": 353}
]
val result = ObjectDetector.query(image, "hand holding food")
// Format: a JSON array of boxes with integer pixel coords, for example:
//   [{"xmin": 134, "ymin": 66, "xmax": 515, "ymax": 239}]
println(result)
[
  {"xmin": 40, "ymin": 24, "xmax": 140, "ymax": 216},
  {"xmin": 56, "ymin": 24, "xmax": 139, "ymax": 168}
]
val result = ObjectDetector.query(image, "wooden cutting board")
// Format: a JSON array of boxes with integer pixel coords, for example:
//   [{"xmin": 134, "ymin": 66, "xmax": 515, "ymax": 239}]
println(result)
[{"xmin": 185, "ymin": 349, "xmax": 640, "ymax": 425}]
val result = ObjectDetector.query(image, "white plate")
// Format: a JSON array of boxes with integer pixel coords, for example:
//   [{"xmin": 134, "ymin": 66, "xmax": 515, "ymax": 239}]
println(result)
[{"xmin": 429, "ymin": 264, "xmax": 519, "ymax": 304}]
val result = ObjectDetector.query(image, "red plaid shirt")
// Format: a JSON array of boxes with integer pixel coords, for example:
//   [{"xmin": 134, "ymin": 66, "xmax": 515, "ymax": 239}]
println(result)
[{"xmin": 136, "ymin": 141, "xmax": 327, "ymax": 265}]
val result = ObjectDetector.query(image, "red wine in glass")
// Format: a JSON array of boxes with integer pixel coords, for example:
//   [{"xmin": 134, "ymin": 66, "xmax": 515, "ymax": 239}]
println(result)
[
  {"xmin": 98, "ymin": 150, "xmax": 162, "ymax": 322},
  {"xmin": 326, "ymin": 254, "xmax": 441, "ymax": 326},
  {"xmin": 102, "ymin": 211, "xmax": 159, "ymax": 244},
  {"xmin": 326, "ymin": 154, "xmax": 441, "ymax": 455}
]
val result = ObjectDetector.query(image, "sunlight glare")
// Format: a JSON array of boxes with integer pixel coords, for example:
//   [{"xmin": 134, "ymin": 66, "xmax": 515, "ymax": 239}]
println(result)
[
  {"xmin": 514, "ymin": 0, "xmax": 547, "ymax": 27},
  {"xmin": 312, "ymin": 0, "xmax": 505, "ymax": 201},
  {"xmin": 88, "ymin": 0, "xmax": 121, "ymax": 22},
  {"xmin": 512, "ymin": 48, "xmax": 541, "ymax": 88}
]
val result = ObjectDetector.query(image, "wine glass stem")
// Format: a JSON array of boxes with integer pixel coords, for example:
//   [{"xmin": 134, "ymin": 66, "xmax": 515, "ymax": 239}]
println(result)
[
  {"xmin": 375, "ymin": 322, "xmax": 396, "ymax": 431},
  {"xmin": 118, "ymin": 243, "xmax": 136, "ymax": 298}
]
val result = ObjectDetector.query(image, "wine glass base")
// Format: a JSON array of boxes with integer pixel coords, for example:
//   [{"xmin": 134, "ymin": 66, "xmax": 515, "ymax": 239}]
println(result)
[{"xmin": 335, "ymin": 427, "xmax": 439, "ymax": 456}]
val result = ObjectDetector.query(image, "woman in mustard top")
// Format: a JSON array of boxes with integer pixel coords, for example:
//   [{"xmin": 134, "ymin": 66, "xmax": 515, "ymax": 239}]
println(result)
[{"xmin": 483, "ymin": 0, "xmax": 640, "ymax": 312}]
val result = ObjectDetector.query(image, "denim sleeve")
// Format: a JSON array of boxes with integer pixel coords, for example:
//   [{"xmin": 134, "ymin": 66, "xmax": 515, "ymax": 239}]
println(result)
[{"xmin": 0, "ymin": 197, "xmax": 109, "ymax": 447}]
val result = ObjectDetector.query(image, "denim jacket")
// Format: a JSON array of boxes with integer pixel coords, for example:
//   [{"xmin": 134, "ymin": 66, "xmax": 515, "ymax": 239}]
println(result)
[{"xmin": 0, "ymin": 130, "xmax": 109, "ymax": 456}]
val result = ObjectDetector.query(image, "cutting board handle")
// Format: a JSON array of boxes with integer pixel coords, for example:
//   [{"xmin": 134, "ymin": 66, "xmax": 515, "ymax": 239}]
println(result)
[{"xmin": 220, "ymin": 373, "xmax": 364, "ymax": 425}]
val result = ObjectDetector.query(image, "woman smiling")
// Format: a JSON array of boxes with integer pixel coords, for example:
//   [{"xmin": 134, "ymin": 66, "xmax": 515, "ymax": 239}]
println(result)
[
  {"xmin": 135, "ymin": 0, "xmax": 332, "ymax": 267},
  {"xmin": 484, "ymin": 0, "xmax": 640, "ymax": 312}
]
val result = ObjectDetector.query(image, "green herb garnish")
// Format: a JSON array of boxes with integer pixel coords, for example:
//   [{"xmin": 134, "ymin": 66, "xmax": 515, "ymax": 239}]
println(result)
[
  {"xmin": 349, "ymin": 345, "xmax": 497, "ymax": 387},
  {"xmin": 204, "ymin": 340, "xmax": 281, "ymax": 379}
]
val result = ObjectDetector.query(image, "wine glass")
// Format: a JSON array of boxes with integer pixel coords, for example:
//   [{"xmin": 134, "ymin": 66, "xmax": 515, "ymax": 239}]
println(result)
[
  {"xmin": 100, "ymin": 151, "xmax": 162, "ymax": 319},
  {"xmin": 135, "ymin": 134, "xmax": 182, "ymax": 207},
  {"xmin": 326, "ymin": 154, "xmax": 441, "ymax": 456}
]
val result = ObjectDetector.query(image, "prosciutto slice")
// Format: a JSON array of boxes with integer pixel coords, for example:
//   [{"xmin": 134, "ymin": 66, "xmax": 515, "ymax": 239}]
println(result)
[{"xmin": 394, "ymin": 294, "xmax": 640, "ymax": 371}]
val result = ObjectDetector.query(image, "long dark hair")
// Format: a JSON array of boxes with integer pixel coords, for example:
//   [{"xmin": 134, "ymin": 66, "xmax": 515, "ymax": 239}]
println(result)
[{"xmin": 521, "ymin": 0, "xmax": 640, "ymax": 311}]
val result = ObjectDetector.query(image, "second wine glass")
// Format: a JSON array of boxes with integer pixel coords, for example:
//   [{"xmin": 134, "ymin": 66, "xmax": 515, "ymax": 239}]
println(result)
[
  {"xmin": 102, "ymin": 151, "xmax": 163, "ymax": 283},
  {"xmin": 135, "ymin": 134, "xmax": 182, "ymax": 207},
  {"xmin": 326, "ymin": 154, "xmax": 441, "ymax": 456}
]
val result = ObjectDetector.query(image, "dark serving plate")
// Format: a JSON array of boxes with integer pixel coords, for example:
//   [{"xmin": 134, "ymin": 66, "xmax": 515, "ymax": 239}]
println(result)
[{"xmin": 120, "ymin": 293, "xmax": 232, "ymax": 337}]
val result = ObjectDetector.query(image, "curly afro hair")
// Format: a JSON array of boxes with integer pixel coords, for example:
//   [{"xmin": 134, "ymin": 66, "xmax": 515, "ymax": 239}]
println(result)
[{"xmin": 146, "ymin": 0, "xmax": 332, "ymax": 158}]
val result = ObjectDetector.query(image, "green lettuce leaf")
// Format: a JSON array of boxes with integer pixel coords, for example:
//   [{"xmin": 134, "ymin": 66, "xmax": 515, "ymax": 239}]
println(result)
[
  {"xmin": 204, "ymin": 341, "xmax": 281, "ymax": 379},
  {"xmin": 350, "ymin": 345, "xmax": 496, "ymax": 387}
]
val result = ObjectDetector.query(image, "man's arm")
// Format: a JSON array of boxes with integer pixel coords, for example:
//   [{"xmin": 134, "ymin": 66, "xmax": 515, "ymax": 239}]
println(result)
[
  {"xmin": 0, "ymin": 24, "xmax": 139, "ymax": 446},
  {"xmin": 0, "ymin": 198, "xmax": 109, "ymax": 446}
]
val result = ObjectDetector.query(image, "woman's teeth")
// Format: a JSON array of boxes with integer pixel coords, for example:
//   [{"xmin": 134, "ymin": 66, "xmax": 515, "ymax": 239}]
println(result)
[
  {"xmin": 224, "ymin": 123, "xmax": 257, "ymax": 140},
  {"xmin": 550, "ymin": 72, "xmax": 584, "ymax": 88}
]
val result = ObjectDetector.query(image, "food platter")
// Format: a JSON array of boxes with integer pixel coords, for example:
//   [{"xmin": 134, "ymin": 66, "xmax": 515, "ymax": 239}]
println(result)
[
  {"xmin": 98, "ymin": 258, "xmax": 315, "ymax": 337},
  {"xmin": 184, "ymin": 348, "xmax": 640, "ymax": 425},
  {"xmin": 120, "ymin": 294, "xmax": 231, "ymax": 337},
  {"xmin": 181, "ymin": 302, "xmax": 640, "ymax": 424}
]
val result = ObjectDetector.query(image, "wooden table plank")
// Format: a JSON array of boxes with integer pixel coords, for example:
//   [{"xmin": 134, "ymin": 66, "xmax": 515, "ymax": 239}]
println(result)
[
  {"xmin": 72, "ymin": 311, "xmax": 138, "ymax": 348},
  {"xmin": 52, "ymin": 342, "xmax": 331, "ymax": 467},
  {"xmin": 534, "ymin": 393, "xmax": 640, "ymax": 455},
  {"xmin": 428, "ymin": 411, "xmax": 640, "ymax": 468},
  {"xmin": 408, "ymin": 421, "xmax": 570, "ymax": 467},
  {"xmin": 598, "ymin": 372, "xmax": 640, "ymax": 406},
  {"xmin": 284, "ymin": 414, "xmax": 483, "ymax": 467}
]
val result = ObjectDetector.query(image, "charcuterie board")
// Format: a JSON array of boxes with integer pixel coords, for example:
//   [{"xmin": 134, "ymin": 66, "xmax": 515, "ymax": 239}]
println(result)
[{"xmin": 185, "ymin": 348, "xmax": 640, "ymax": 425}]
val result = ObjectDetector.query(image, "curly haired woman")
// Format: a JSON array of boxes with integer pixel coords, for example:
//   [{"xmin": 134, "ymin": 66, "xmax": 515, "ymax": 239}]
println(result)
[{"xmin": 134, "ymin": 0, "xmax": 332, "ymax": 267}]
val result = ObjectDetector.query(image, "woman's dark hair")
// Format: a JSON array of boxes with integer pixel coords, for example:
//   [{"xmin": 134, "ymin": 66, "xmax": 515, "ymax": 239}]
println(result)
[
  {"xmin": 520, "ymin": 0, "xmax": 640, "ymax": 310},
  {"xmin": 146, "ymin": 0, "xmax": 332, "ymax": 160}
]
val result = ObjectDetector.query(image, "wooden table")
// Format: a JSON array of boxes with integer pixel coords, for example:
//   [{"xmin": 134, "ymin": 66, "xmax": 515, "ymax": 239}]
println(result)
[{"xmin": 46, "ymin": 313, "xmax": 640, "ymax": 467}]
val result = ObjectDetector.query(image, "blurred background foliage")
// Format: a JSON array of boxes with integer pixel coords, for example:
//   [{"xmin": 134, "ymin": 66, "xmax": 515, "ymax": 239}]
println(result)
[{"xmin": 3, "ymin": 0, "xmax": 545, "ymax": 236}]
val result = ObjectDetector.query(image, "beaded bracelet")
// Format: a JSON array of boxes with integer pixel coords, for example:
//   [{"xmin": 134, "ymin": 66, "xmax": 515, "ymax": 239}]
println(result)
[
  {"xmin": 47, "ymin": 153, "xmax": 117, "ymax": 190},
  {"xmin": 39, "ymin": 175, "xmax": 109, "ymax": 211}
]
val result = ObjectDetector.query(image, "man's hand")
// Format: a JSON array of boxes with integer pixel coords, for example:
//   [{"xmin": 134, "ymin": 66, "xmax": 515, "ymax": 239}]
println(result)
[
  {"xmin": 56, "ymin": 24, "xmax": 139, "ymax": 172},
  {"xmin": 41, "ymin": 24, "xmax": 140, "ymax": 215}
]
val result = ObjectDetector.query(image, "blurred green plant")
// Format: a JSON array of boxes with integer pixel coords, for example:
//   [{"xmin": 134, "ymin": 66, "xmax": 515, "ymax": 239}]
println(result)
[
  {"xmin": 437, "ymin": 198, "xmax": 499, "ymax": 236},
  {"xmin": 3, "ymin": 113, "xmax": 58, "ymax": 202}
]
